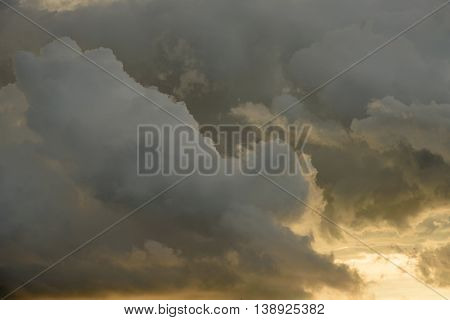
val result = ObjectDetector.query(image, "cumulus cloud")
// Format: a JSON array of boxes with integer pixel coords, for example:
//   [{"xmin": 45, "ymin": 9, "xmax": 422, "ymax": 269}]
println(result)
[
  {"xmin": 231, "ymin": 96, "xmax": 450, "ymax": 232},
  {"xmin": 1, "ymin": 0, "xmax": 449, "ymax": 298},
  {"xmin": 310, "ymin": 143, "xmax": 450, "ymax": 233},
  {"xmin": 0, "ymin": 39, "xmax": 362, "ymax": 298}
]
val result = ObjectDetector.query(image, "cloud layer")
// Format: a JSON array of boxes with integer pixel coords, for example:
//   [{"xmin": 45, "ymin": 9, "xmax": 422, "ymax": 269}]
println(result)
[
  {"xmin": 0, "ymin": 39, "xmax": 362, "ymax": 298},
  {"xmin": 418, "ymin": 243, "xmax": 450, "ymax": 287},
  {"xmin": 0, "ymin": 0, "xmax": 449, "ymax": 297}
]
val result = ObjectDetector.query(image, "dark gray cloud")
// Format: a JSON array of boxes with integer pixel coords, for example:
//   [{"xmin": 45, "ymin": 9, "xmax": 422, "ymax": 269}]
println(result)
[
  {"xmin": 1, "ymin": 0, "xmax": 450, "ymax": 297},
  {"xmin": 0, "ymin": 39, "xmax": 362, "ymax": 298},
  {"xmin": 352, "ymin": 97, "xmax": 450, "ymax": 163},
  {"xmin": 289, "ymin": 23, "xmax": 450, "ymax": 124},
  {"xmin": 232, "ymin": 95, "xmax": 450, "ymax": 234},
  {"xmin": 310, "ymin": 143, "xmax": 450, "ymax": 234},
  {"xmin": 1, "ymin": 0, "xmax": 447, "ymax": 124}
]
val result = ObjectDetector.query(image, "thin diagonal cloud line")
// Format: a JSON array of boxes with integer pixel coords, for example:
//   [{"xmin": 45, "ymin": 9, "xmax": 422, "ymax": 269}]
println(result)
[
  {"xmin": 257, "ymin": 172, "xmax": 448, "ymax": 300},
  {"xmin": 0, "ymin": 0, "xmax": 189, "ymax": 126},
  {"xmin": 1, "ymin": 174, "xmax": 193, "ymax": 300},
  {"xmin": 260, "ymin": 0, "xmax": 450, "ymax": 128}
]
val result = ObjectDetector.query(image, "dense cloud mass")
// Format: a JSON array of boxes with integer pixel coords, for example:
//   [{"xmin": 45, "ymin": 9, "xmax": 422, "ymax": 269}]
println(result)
[
  {"xmin": 231, "ymin": 97, "xmax": 450, "ymax": 234},
  {"xmin": 0, "ymin": 0, "xmax": 450, "ymax": 298},
  {"xmin": 2, "ymin": 0, "xmax": 448, "ymax": 122},
  {"xmin": 0, "ymin": 39, "xmax": 362, "ymax": 298}
]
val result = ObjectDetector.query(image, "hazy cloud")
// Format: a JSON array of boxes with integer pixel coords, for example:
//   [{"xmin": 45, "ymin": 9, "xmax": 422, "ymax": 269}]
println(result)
[
  {"xmin": 418, "ymin": 244, "xmax": 450, "ymax": 287},
  {"xmin": 1, "ymin": 0, "xmax": 449, "ymax": 298}
]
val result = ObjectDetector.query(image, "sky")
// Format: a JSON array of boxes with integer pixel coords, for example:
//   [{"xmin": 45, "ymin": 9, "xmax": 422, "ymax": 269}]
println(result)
[{"xmin": 0, "ymin": 0, "xmax": 449, "ymax": 299}]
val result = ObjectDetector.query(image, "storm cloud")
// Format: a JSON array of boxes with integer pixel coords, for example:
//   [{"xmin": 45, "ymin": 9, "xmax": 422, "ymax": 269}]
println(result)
[
  {"xmin": 1, "ymin": 0, "xmax": 450, "ymax": 298},
  {"xmin": 0, "ymin": 39, "xmax": 362, "ymax": 298}
]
